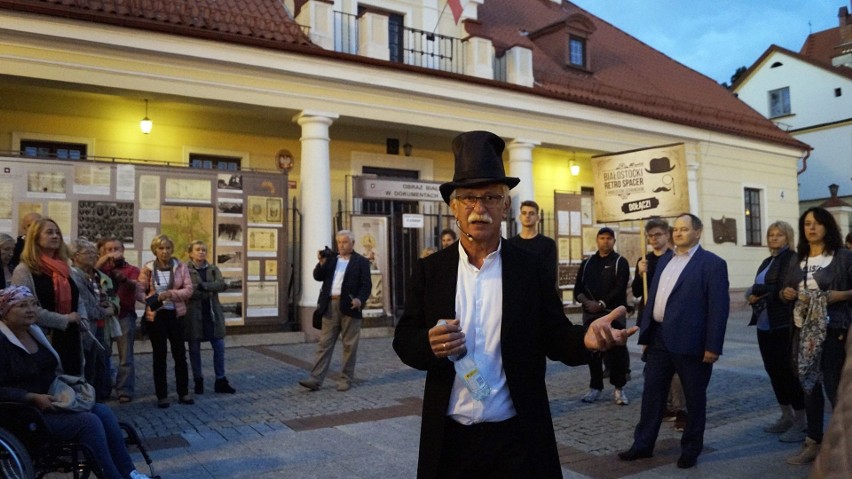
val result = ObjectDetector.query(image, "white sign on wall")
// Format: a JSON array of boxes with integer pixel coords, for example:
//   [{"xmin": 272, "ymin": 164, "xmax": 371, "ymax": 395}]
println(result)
[
  {"xmin": 352, "ymin": 177, "xmax": 443, "ymax": 201},
  {"xmin": 402, "ymin": 213, "xmax": 424, "ymax": 228}
]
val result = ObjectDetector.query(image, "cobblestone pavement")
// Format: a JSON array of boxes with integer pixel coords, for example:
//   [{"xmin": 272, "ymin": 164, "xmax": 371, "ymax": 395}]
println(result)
[{"xmin": 101, "ymin": 310, "xmax": 820, "ymax": 478}]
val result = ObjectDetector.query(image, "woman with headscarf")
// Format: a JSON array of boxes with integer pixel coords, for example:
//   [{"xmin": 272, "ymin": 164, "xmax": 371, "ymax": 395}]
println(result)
[
  {"xmin": 0, "ymin": 285, "xmax": 150, "ymax": 479},
  {"xmin": 10, "ymin": 218, "xmax": 85, "ymax": 375}
]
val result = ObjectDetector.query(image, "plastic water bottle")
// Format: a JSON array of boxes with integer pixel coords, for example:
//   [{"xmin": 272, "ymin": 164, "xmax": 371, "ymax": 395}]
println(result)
[{"xmin": 438, "ymin": 320, "xmax": 491, "ymax": 401}]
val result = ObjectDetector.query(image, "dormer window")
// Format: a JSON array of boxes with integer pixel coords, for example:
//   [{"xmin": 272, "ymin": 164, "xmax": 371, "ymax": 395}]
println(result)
[{"xmin": 569, "ymin": 36, "xmax": 586, "ymax": 67}]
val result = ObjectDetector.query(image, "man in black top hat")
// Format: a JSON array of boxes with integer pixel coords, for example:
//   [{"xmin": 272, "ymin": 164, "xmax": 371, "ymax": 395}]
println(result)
[{"xmin": 393, "ymin": 130, "xmax": 637, "ymax": 479}]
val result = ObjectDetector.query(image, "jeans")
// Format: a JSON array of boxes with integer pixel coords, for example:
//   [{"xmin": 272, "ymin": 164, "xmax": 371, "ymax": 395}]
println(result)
[
  {"xmin": 147, "ymin": 309, "xmax": 189, "ymax": 399},
  {"xmin": 110, "ymin": 313, "xmax": 137, "ymax": 398},
  {"xmin": 43, "ymin": 403, "xmax": 136, "ymax": 479},
  {"xmin": 309, "ymin": 299, "xmax": 362, "ymax": 384},
  {"xmin": 189, "ymin": 337, "xmax": 226, "ymax": 380}
]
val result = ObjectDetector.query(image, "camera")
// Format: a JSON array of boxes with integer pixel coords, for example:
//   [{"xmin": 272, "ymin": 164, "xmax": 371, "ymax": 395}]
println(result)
[{"xmin": 318, "ymin": 246, "xmax": 337, "ymax": 259}]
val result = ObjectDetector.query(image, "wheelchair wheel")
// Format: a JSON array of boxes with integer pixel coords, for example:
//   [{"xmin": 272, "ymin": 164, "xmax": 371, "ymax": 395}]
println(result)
[{"xmin": 0, "ymin": 426, "xmax": 34, "ymax": 479}]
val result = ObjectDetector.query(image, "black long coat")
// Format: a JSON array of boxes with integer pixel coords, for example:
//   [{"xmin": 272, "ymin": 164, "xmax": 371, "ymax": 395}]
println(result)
[{"xmin": 393, "ymin": 240, "xmax": 590, "ymax": 479}]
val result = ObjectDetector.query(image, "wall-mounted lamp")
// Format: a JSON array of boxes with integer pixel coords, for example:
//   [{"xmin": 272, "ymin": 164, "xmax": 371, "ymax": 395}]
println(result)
[
  {"xmin": 569, "ymin": 153, "xmax": 580, "ymax": 176},
  {"xmin": 403, "ymin": 131, "xmax": 413, "ymax": 157},
  {"xmin": 139, "ymin": 99, "xmax": 153, "ymax": 134}
]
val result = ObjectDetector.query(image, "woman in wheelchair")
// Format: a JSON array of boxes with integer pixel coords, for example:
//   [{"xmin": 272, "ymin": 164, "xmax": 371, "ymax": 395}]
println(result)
[{"xmin": 0, "ymin": 285, "xmax": 150, "ymax": 479}]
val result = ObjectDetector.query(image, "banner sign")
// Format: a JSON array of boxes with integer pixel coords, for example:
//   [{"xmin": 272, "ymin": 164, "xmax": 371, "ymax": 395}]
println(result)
[
  {"xmin": 592, "ymin": 143, "xmax": 689, "ymax": 222},
  {"xmin": 352, "ymin": 176, "xmax": 443, "ymax": 201}
]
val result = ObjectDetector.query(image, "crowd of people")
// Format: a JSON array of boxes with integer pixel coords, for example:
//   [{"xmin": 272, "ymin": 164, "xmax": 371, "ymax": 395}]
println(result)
[
  {"xmin": 0, "ymin": 216, "xmax": 238, "ymax": 407},
  {"xmin": 1, "ymin": 131, "xmax": 850, "ymax": 478}
]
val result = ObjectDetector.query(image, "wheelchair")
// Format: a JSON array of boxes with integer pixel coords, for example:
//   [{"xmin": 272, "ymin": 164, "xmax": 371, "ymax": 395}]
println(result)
[{"xmin": 0, "ymin": 402, "xmax": 159, "ymax": 478}]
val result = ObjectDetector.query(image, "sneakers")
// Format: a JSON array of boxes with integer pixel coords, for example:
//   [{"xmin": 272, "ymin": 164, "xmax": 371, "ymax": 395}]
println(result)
[
  {"xmin": 179, "ymin": 394, "xmax": 195, "ymax": 405},
  {"xmin": 662, "ymin": 408, "xmax": 678, "ymax": 422},
  {"xmin": 614, "ymin": 388, "xmax": 629, "ymax": 405},
  {"xmin": 299, "ymin": 378, "xmax": 321, "ymax": 391},
  {"xmin": 194, "ymin": 378, "xmax": 204, "ymax": 395},
  {"xmin": 214, "ymin": 377, "xmax": 236, "ymax": 394},
  {"xmin": 786, "ymin": 437, "xmax": 820, "ymax": 465},
  {"xmin": 674, "ymin": 410, "xmax": 688, "ymax": 432},
  {"xmin": 336, "ymin": 381, "xmax": 351, "ymax": 392},
  {"xmin": 157, "ymin": 398, "xmax": 170, "ymax": 409},
  {"xmin": 764, "ymin": 415, "xmax": 792, "ymax": 433},
  {"xmin": 130, "ymin": 470, "xmax": 151, "ymax": 479},
  {"xmin": 581, "ymin": 389, "xmax": 601, "ymax": 403}
]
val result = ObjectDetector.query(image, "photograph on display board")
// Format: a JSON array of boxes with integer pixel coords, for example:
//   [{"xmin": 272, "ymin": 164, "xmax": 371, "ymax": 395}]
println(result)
[
  {"xmin": 78, "ymin": 201, "xmax": 135, "ymax": 243},
  {"xmin": 266, "ymin": 197, "xmax": 283, "ymax": 224},
  {"xmin": 351, "ymin": 216, "xmax": 388, "ymax": 315},
  {"xmin": 617, "ymin": 232, "xmax": 643, "ymax": 266},
  {"xmin": 217, "ymin": 173, "xmax": 243, "ymax": 193},
  {"xmin": 217, "ymin": 220, "xmax": 243, "ymax": 246},
  {"xmin": 161, "ymin": 206, "xmax": 214, "ymax": 261},
  {"xmin": 216, "ymin": 247, "xmax": 243, "ymax": 271},
  {"xmin": 247, "ymin": 227, "xmax": 277, "ymax": 254},
  {"xmin": 164, "ymin": 178, "xmax": 212, "ymax": 203},
  {"xmin": 0, "ymin": 182, "xmax": 12, "ymax": 220},
  {"xmin": 217, "ymin": 198, "xmax": 243, "ymax": 216},
  {"xmin": 221, "ymin": 271, "xmax": 243, "ymax": 295},
  {"xmin": 73, "ymin": 165, "xmax": 111, "ymax": 195},
  {"xmin": 247, "ymin": 196, "xmax": 266, "ymax": 224},
  {"xmin": 28, "ymin": 171, "xmax": 66, "ymax": 194},
  {"xmin": 219, "ymin": 294, "xmax": 243, "ymax": 326}
]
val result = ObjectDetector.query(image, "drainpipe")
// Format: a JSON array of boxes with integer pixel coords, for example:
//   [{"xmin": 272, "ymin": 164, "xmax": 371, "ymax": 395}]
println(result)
[{"xmin": 797, "ymin": 149, "xmax": 810, "ymax": 175}]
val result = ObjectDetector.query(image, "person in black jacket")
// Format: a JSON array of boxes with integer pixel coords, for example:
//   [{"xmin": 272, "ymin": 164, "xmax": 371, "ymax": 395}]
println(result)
[
  {"xmin": 747, "ymin": 221, "xmax": 805, "ymax": 442},
  {"xmin": 299, "ymin": 230, "xmax": 371, "ymax": 392}
]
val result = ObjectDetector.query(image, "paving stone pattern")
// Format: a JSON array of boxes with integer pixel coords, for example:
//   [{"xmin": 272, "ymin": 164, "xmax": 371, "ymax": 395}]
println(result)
[{"xmin": 102, "ymin": 310, "xmax": 818, "ymax": 478}]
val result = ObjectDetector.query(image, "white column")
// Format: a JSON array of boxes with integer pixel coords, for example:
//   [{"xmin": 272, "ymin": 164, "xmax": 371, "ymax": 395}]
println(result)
[
  {"xmin": 507, "ymin": 139, "xmax": 540, "ymax": 229},
  {"xmin": 293, "ymin": 111, "xmax": 339, "ymax": 330},
  {"xmin": 464, "ymin": 36, "xmax": 495, "ymax": 79}
]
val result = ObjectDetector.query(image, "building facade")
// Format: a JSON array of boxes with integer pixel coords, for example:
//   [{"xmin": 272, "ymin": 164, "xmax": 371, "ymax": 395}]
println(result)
[{"xmin": 0, "ymin": 0, "xmax": 807, "ymax": 334}]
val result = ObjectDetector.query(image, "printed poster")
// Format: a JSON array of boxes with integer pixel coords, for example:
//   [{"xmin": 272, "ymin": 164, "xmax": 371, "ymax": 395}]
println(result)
[{"xmin": 592, "ymin": 143, "xmax": 689, "ymax": 222}]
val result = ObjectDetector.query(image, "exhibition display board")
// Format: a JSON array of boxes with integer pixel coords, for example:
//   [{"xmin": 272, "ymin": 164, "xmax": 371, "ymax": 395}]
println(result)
[{"xmin": 0, "ymin": 156, "xmax": 289, "ymax": 328}]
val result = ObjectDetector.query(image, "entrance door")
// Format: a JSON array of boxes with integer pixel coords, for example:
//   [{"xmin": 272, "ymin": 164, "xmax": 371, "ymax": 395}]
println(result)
[{"xmin": 362, "ymin": 167, "xmax": 419, "ymax": 318}]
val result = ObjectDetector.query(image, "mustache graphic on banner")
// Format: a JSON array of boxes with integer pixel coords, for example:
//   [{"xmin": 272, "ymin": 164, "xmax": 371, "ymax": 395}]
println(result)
[{"xmin": 653, "ymin": 186, "xmax": 671, "ymax": 193}]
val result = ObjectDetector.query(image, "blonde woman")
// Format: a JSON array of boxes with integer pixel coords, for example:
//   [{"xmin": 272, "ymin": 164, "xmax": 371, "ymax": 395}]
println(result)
[
  {"xmin": 10, "ymin": 218, "xmax": 85, "ymax": 375},
  {"xmin": 185, "ymin": 240, "xmax": 235, "ymax": 394},
  {"xmin": 136, "ymin": 235, "xmax": 194, "ymax": 408}
]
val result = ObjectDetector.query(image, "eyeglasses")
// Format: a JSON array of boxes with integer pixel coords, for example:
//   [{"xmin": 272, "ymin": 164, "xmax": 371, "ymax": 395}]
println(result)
[
  {"xmin": 647, "ymin": 233, "xmax": 666, "ymax": 239},
  {"xmin": 454, "ymin": 194, "xmax": 504, "ymax": 208}
]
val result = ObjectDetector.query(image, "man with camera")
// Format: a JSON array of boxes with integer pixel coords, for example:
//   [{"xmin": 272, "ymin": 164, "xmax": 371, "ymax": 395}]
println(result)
[
  {"xmin": 96, "ymin": 237, "xmax": 140, "ymax": 403},
  {"xmin": 299, "ymin": 230, "xmax": 371, "ymax": 392}
]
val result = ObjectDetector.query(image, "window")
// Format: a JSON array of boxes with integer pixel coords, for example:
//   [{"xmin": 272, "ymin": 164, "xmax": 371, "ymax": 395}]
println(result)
[
  {"xmin": 768, "ymin": 87, "xmax": 791, "ymax": 118},
  {"xmin": 744, "ymin": 188, "xmax": 762, "ymax": 246},
  {"xmin": 569, "ymin": 37, "xmax": 586, "ymax": 67},
  {"xmin": 20, "ymin": 140, "xmax": 87, "ymax": 160},
  {"xmin": 188, "ymin": 153, "xmax": 241, "ymax": 171},
  {"xmin": 835, "ymin": 88, "xmax": 842, "ymax": 97}
]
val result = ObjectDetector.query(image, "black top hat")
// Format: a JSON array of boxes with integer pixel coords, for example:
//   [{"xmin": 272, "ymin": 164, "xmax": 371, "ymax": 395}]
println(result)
[
  {"xmin": 645, "ymin": 157, "xmax": 676, "ymax": 174},
  {"xmin": 439, "ymin": 131, "xmax": 520, "ymax": 204}
]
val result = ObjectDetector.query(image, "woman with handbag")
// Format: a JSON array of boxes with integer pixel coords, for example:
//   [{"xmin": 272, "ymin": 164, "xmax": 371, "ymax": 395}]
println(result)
[
  {"xmin": 746, "ymin": 221, "xmax": 805, "ymax": 441},
  {"xmin": 0, "ymin": 285, "xmax": 150, "ymax": 479},
  {"xmin": 185, "ymin": 240, "xmax": 235, "ymax": 395},
  {"xmin": 781, "ymin": 207, "xmax": 852, "ymax": 465},
  {"xmin": 10, "ymin": 218, "xmax": 86, "ymax": 375},
  {"xmin": 137, "ymin": 234, "xmax": 194, "ymax": 409}
]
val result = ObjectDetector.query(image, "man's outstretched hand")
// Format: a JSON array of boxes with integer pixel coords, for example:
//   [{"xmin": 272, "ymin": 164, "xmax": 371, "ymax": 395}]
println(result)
[{"xmin": 583, "ymin": 306, "xmax": 638, "ymax": 351}]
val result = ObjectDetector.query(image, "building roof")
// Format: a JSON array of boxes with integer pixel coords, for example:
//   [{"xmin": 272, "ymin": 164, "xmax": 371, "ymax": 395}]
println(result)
[
  {"xmin": 800, "ymin": 26, "xmax": 843, "ymax": 64},
  {"xmin": 0, "ymin": 0, "xmax": 807, "ymax": 151}
]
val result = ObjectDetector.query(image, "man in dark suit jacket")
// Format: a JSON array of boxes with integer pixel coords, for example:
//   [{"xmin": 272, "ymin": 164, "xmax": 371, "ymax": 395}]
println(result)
[
  {"xmin": 394, "ymin": 131, "xmax": 636, "ymax": 479},
  {"xmin": 299, "ymin": 230, "xmax": 371, "ymax": 392},
  {"xmin": 619, "ymin": 213, "xmax": 729, "ymax": 469}
]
